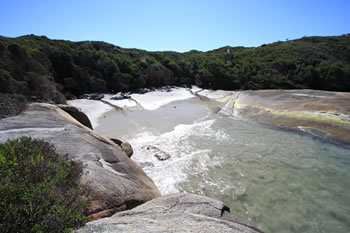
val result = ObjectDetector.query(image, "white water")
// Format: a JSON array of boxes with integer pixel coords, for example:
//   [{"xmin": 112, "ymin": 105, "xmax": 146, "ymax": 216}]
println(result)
[
  {"xmin": 126, "ymin": 119, "xmax": 218, "ymax": 193},
  {"xmin": 73, "ymin": 88, "xmax": 350, "ymax": 233}
]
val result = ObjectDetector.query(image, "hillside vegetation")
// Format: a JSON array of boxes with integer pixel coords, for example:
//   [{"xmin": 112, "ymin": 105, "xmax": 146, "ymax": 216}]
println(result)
[{"xmin": 0, "ymin": 34, "xmax": 350, "ymax": 105}]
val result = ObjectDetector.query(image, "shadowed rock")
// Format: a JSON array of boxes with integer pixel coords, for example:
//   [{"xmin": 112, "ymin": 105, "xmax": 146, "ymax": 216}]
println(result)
[
  {"xmin": 75, "ymin": 193, "xmax": 263, "ymax": 233},
  {"xmin": 58, "ymin": 104, "xmax": 93, "ymax": 129},
  {"xmin": 0, "ymin": 103, "xmax": 161, "ymax": 221},
  {"xmin": 108, "ymin": 137, "xmax": 123, "ymax": 146}
]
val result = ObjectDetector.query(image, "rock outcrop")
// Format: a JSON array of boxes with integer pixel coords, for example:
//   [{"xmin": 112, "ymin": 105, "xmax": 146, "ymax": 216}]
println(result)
[
  {"xmin": 219, "ymin": 89, "xmax": 350, "ymax": 145},
  {"xmin": 0, "ymin": 103, "xmax": 161, "ymax": 221},
  {"xmin": 75, "ymin": 193, "xmax": 263, "ymax": 233}
]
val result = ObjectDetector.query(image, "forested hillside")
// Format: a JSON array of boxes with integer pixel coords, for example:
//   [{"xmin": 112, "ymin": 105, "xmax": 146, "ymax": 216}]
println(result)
[{"xmin": 0, "ymin": 34, "xmax": 349, "ymax": 105}]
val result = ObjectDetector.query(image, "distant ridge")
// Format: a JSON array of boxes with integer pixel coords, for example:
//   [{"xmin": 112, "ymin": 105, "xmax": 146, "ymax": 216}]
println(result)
[{"xmin": 0, "ymin": 33, "xmax": 349, "ymax": 105}]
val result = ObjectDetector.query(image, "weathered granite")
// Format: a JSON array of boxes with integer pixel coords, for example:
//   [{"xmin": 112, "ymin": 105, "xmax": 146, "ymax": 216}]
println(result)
[
  {"xmin": 0, "ymin": 103, "xmax": 161, "ymax": 221},
  {"xmin": 75, "ymin": 193, "xmax": 263, "ymax": 233}
]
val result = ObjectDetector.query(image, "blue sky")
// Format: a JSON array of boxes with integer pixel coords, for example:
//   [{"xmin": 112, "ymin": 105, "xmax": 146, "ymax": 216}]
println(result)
[{"xmin": 0, "ymin": 0, "xmax": 349, "ymax": 52}]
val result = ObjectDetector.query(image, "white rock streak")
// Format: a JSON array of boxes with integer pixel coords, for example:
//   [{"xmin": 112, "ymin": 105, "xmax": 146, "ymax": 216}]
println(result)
[{"xmin": 0, "ymin": 127, "xmax": 66, "ymax": 134}]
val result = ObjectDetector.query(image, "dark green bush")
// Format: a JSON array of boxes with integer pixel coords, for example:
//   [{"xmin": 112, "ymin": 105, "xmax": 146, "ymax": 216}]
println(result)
[
  {"xmin": 0, "ymin": 137, "xmax": 87, "ymax": 233},
  {"xmin": 0, "ymin": 93, "xmax": 27, "ymax": 119}
]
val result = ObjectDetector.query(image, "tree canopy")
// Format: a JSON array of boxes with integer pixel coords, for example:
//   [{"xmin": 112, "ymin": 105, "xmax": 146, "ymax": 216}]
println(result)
[{"xmin": 0, "ymin": 34, "xmax": 349, "ymax": 104}]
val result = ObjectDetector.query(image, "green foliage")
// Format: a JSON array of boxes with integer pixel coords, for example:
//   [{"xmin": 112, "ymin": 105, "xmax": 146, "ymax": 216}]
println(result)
[{"xmin": 0, "ymin": 137, "xmax": 87, "ymax": 233}]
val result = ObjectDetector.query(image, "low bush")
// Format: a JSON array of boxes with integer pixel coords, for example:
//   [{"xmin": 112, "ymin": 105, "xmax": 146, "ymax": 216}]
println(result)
[{"xmin": 0, "ymin": 137, "xmax": 87, "ymax": 233}]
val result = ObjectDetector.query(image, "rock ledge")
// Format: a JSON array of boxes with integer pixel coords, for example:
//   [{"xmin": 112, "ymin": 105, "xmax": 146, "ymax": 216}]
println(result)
[{"xmin": 75, "ymin": 193, "xmax": 263, "ymax": 233}]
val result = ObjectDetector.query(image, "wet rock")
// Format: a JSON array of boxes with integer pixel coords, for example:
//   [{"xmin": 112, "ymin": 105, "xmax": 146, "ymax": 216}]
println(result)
[
  {"xmin": 75, "ymin": 193, "xmax": 263, "ymax": 233},
  {"xmin": 145, "ymin": 145, "xmax": 171, "ymax": 161},
  {"xmin": 0, "ymin": 103, "xmax": 161, "ymax": 221},
  {"xmin": 154, "ymin": 152, "xmax": 171, "ymax": 161}
]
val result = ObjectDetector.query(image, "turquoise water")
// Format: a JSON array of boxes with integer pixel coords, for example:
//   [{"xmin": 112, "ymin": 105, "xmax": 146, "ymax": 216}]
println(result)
[
  {"xmin": 178, "ymin": 116, "xmax": 350, "ymax": 233},
  {"xmin": 96, "ymin": 98, "xmax": 350, "ymax": 233}
]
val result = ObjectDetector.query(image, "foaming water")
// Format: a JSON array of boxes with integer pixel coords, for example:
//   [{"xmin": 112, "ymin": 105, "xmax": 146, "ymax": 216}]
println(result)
[
  {"xmin": 96, "ymin": 98, "xmax": 350, "ymax": 233},
  {"xmin": 126, "ymin": 119, "xmax": 218, "ymax": 193}
]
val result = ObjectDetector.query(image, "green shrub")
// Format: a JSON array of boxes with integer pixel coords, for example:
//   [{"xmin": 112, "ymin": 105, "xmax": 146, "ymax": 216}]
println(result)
[{"xmin": 0, "ymin": 137, "xmax": 87, "ymax": 233}]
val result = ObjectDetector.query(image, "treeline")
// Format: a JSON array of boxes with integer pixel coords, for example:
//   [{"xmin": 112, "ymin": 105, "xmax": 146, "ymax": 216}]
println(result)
[{"xmin": 0, "ymin": 34, "xmax": 350, "ymax": 104}]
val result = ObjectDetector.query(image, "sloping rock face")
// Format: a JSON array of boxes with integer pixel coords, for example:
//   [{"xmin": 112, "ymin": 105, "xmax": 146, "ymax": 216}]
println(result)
[
  {"xmin": 75, "ymin": 193, "xmax": 263, "ymax": 233},
  {"xmin": 0, "ymin": 103, "xmax": 161, "ymax": 220},
  {"xmin": 220, "ymin": 89, "xmax": 350, "ymax": 145}
]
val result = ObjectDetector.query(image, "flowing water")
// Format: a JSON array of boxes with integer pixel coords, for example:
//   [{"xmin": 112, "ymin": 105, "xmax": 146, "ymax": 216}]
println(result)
[{"xmin": 96, "ymin": 97, "xmax": 350, "ymax": 233}]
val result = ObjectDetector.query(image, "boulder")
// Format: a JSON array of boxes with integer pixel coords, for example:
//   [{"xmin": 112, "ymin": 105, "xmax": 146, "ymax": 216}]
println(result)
[
  {"xmin": 0, "ymin": 103, "xmax": 161, "ymax": 221},
  {"xmin": 75, "ymin": 193, "xmax": 263, "ymax": 233},
  {"xmin": 154, "ymin": 151, "xmax": 171, "ymax": 161},
  {"xmin": 58, "ymin": 104, "xmax": 93, "ymax": 129},
  {"xmin": 121, "ymin": 142, "xmax": 133, "ymax": 158},
  {"xmin": 145, "ymin": 145, "xmax": 171, "ymax": 161},
  {"xmin": 107, "ymin": 138, "xmax": 133, "ymax": 158}
]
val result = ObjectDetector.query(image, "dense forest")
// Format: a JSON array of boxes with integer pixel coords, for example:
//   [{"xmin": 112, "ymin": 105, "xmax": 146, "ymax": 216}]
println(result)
[{"xmin": 0, "ymin": 34, "xmax": 350, "ymax": 105}]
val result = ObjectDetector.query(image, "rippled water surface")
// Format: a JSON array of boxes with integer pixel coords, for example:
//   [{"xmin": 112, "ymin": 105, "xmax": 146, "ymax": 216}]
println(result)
[{"xmin": 96, "ymin": 98, "xmax": 350, "ymax": 233}]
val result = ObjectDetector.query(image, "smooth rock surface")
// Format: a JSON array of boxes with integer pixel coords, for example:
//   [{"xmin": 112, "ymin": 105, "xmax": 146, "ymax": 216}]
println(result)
[
  {"xmin": 219, "ymin": 89, "xmax": 350, "ymax": 144},
  {"xmin": 0, "ymin": 103, "xmax": 161, "ymax": 220},
  {"xmin": 75, "ymin": 193, "xmax": 263, "ymax": 233}
]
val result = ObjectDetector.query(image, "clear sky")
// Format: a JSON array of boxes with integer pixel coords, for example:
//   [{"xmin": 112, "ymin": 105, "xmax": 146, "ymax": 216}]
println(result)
[{"xmin": 0, "ymin": 0, "xmax": 349, "ymax": 52}]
